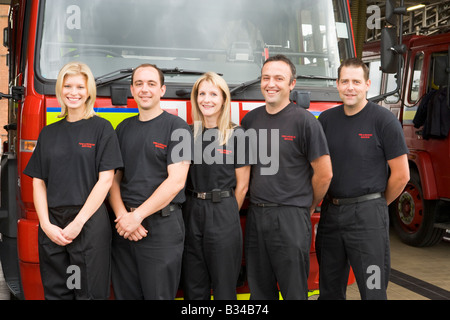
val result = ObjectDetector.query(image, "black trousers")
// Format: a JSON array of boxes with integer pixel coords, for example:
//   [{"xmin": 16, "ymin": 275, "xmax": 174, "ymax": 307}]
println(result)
[
  {"xmin": 244, "ymin": 205, "xmax": 311, "ymax": 300},
  {"xmin": 111, "ymin": 208, "xmax": 185, "ymax": 300},
  {"xmin": 38, "ymin": 204, "xmax": 112, "ymax": 300},
  {"xmin": 182, "ymin": 196, "xmax": 242, "ymax": 300},
  {"xmin": 316, "ymin": 197, "xmax": 390, "ymax": 300}
]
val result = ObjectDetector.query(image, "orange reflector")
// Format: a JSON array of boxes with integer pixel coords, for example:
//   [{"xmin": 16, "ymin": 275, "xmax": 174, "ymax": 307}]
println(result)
[{"xmin": 20, "ymin": 140, "xmax": 37, "ymax": 152}]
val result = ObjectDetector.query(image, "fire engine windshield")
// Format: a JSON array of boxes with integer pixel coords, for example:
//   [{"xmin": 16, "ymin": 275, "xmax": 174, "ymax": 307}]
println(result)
[{"xmin": 37, "ymin": 0, "xmax": 353, "ymax": 90}]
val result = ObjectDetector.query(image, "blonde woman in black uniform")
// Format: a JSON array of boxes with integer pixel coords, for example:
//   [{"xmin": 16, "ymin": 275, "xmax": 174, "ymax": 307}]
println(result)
[
  {"xmin": 24, "ymin": 62, "xmax": 123, "ymax": 299},
  {"xmin": 182, "ymin": 72, "xmax": 250, "ymax": 300}
]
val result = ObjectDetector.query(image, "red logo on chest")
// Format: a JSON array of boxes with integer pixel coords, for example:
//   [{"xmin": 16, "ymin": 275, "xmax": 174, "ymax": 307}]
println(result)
[
  {"xmin": 79, "ymin": 143, "xmax": 95, "ymax": 148},
  {"xmin": 282, "ymin": 135, "xmax": 296, "ymax": 141},
  {"xmin": 153, "ymin": 142, "xmax": 167, "ymax": 149}
]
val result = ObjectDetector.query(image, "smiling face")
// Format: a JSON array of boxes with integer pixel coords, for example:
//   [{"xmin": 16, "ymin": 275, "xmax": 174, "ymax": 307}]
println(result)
[
  {"xmin": 197, "ymin": 80, "xmax": 224, "ymax": 126},
  {"xmin": 130, "ymin": 66, "xmax": 166, "ymax": 112},
  {"xmin": 336, "ymin": 65, "xmax": 371, "ymax": 114},
  {"xmin": 61, "ymin": 74, "xmax": 89, "ymax": 112},
  {"xmin": 260, "ymin": 60, "xmax": 296, "ymax": 111}
]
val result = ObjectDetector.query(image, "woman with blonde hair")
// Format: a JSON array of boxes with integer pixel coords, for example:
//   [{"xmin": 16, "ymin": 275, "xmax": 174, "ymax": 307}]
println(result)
[
  {"xmin": 24, "ymin": 62, "xmax": 123, "ymax": 299},
  {"xmin": 55, "ymin": 62, "xmax": 97, "ymax": 120},
  {"xmin": 182, "ymin": 72, "xmax": 250, "ymax": 299}
]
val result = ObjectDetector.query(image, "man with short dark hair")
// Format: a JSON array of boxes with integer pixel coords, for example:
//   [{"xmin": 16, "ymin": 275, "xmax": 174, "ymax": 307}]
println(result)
[
  {"xmin": 316, "ymin": 57, "xmax": 409, "ymax": 300},
  {"xmin": 109, "ymin": 64, "xmax": 192, "ymax": 299},
  {"xmin": 241, "ymin": 54, "xmax": 332, "ymax": 299}
]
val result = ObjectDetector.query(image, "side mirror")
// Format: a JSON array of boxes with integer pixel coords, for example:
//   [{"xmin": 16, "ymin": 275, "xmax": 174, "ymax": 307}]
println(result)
[
  {"xmin": 380, "ymin": 27, "xmax": 399, "ymax": 74},
  {"xmin": 386, "ymin": 0, "xmax": 407, "ymax": 26},
  {"xmin": 385, "ymin": 0, "xmax": 398, "ymax": 25}
]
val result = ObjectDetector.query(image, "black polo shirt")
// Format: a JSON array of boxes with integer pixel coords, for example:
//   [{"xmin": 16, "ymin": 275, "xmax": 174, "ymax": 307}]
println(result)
[
  {"xmin": 115, "ymin": 111, "xmax": 192, "ymax": 207},
  {"xmin": 187, "ymin": 126, "xmax": 248, "ymax": 192},
  {"xmin": 24, "ymin": 116, "xmax": 123, "ymax": 208},
  {"xmin": 318, "ymin": 101, "xmax": 408, "ymax": 198},
  {"xmin": 241, "ymin": 103, "xmax": 329, "ymax": 208}
]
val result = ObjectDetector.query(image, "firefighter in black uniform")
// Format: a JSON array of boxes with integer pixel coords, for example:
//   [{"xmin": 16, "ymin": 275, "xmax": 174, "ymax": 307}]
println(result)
[
  {"xmin": 182, "ymin": 72, "xmax": 250, "ymax": 300},
  {"xmin": 24, "ymin": 62, "xmax": 123, "ymax": 299},
  {"xmin": 241, "ymin": 55, "xmax": 333, "ymax": 300},
  {"xmin": 109, "ymin": 64, "xmax": 192, "ymax": 299},
  {"xmin": 316, "ymin": 58, "xmax": 409, "ymax": 300}
]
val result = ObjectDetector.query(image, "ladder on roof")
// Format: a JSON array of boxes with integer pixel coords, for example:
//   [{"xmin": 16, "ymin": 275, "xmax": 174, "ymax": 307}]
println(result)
[
  {"xmin": 403, "ymin": 0, "xmax": 450, "ymax": 35},
  {"xmin": 365, "ymin": 0, "xmax": 450, "ymax": 42}
]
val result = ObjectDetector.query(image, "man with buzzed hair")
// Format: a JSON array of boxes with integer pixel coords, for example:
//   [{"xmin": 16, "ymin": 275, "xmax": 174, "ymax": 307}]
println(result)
[{"xmin": 316, "ymin": 58, "xmax": 409, "ymax": 300}]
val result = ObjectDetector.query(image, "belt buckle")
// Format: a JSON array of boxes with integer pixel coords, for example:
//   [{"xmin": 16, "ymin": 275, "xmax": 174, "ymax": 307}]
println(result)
[{"xmin": 198, "ymin": 192, "xmax": 207, "ymax": 200}]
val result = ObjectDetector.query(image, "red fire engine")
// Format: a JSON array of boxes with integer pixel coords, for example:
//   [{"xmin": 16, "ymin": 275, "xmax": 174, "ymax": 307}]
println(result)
[
  {"xmin": 0, "ymin": 0, "xmax": 356, "ymax": 299},
  {"xmin": 362, "ymin": 0, "xmax": 450, "ymax": 247}
]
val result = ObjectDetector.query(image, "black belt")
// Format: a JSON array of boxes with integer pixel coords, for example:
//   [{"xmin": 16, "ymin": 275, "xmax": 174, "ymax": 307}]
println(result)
[
  {"xmin": 189, "ymin": 189, "xmax": 232, "ymax": 202},
  {"xmin": 125, "ymin": 203, "xmax": 179, "ymax": 217},
  {"xmin": 251, "ymin": 202, "xmax": 281, "ymax": 207},
  {"xmin": 327, "ymin": 192, "xmax": 383, "ymax": 206}
]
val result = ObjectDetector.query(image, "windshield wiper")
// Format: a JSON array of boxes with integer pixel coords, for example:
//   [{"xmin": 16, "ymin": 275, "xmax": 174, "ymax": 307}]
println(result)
[
  {"xmin": 230, "ymin": 74, "xmax": 336, "ymax": 96},
  {"xmin": 296, "ymin": 75, "xmax": 336, "ymax": 81},
  {"xmin": 161, "ymin": 67, "xmax": 222, "ymax": 76},
  {"xmin": 230, "ymin": 77, "xmax": 261, "ymax": 95},
  {"xmin": 95, "ymin": 68, "xmax": 133, "ymax": 87},
  {"xmin": 95, "ymin": 67, "xmax": 220, "ymax": 87}
]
